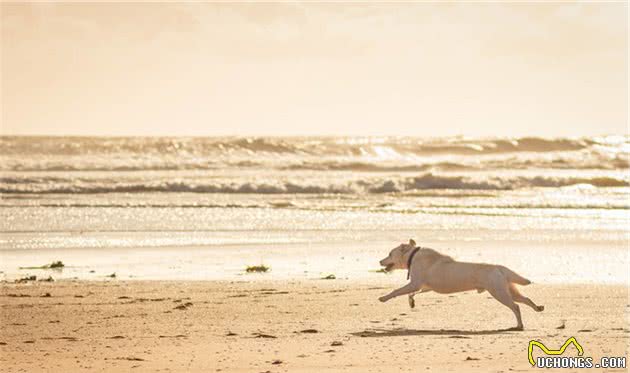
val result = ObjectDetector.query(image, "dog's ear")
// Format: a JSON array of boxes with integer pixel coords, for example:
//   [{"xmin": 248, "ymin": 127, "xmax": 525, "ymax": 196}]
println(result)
[{"xmin": 408, "ymin": 239, "xmax": 416, "ymax": 247}]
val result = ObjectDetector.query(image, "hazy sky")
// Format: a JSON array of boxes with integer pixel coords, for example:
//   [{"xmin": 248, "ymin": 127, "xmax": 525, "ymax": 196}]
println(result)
[{"xmin": 1, "ymin": 2, "xmax": 627, "ymax": 137}]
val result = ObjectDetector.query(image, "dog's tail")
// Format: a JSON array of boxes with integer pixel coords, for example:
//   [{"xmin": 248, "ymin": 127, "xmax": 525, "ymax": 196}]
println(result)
[{"xmin": 499, "ymin": 266, "xmax": 531, "ymax": 285}]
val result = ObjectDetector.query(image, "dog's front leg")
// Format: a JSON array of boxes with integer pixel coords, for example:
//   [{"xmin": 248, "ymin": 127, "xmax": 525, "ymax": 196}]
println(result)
[
  {"xmin": 408, "ymin": 287, "xmax": 433, "ymax": 308},
  {"xmin": 379, "ymin": 282, "xmax": 420, "ymax": 303}
]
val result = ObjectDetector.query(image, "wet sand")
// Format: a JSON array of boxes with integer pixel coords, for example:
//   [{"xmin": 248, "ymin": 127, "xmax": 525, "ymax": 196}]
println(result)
[{"xmin": 0, "ymin": 280, "xmax": 628, "ymax": 372}]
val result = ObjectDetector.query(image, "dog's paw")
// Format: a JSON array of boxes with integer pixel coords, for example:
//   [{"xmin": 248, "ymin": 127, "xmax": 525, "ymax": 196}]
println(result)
[
  {"xmin": 537, "ymin": 305, "xmax": 545, "ymax": 312},
  {"xmin": 378, "ymin": 296, "xmax": 388, "ymax": 303},
  {"xmin": 408, "ymin": 297, "xmax": 415, "ymax": 308}
]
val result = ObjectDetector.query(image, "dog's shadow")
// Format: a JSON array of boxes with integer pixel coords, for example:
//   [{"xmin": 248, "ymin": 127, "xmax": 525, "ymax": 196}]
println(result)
[{"xmin": 351, "ymin": 327, "xmax": 520, "ymax": 338}]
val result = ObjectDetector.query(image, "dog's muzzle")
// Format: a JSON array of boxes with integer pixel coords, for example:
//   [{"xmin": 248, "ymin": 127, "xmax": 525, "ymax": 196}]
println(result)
[{"xmin": 382, "ymin": 263, "xmax": 395, "ymax": 272}]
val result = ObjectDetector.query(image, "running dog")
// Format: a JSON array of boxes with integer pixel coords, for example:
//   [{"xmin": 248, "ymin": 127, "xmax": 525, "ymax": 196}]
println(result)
[{"xmin": 378, "ymin": 239, "xmax": 544, "ymax": 330}]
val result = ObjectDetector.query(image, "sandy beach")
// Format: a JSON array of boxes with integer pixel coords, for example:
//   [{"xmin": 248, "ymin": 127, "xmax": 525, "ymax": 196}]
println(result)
[
  {"xmin": 1, "ymin": 279, "xmax": 627, "ymax": 373},
  {"xmin": 3, "ymin": 2, "xmax": 629, "ymax": 372}
]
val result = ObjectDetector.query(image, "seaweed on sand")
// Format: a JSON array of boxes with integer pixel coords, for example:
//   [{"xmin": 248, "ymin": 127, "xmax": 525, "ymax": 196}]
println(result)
[
  {"xmin": 19, "ymin": 261, "xmax": 65, "ymax": 270},
  {"xmin": 15, "ymin": 275, "xmax": 37, "ymax": 283},
  {"xmin": 370, "ymin": 268, "xmax": 391, "ymax": 274},
  {"xmin": 245, "ymin": 265, "xmax": 270, "ymax": 273}
]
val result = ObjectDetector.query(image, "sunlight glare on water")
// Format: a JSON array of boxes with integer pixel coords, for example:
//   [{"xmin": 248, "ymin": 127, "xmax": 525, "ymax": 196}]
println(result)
[{"xmin": 1, "ymin": 136, "xmax": 628, "ymax": 283}]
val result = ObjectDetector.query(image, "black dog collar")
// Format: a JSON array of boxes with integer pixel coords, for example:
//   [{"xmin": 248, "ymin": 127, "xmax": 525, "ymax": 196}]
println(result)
[{"xmin": 406, "ymin": 247, "xmax": 421, "ymax": 280}]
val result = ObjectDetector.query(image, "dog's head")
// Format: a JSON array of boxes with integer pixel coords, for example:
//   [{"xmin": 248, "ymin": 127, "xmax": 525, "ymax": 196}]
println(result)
[{"xmin": 379, "ymin": 239, "xmax": 417, "ymax": 272}]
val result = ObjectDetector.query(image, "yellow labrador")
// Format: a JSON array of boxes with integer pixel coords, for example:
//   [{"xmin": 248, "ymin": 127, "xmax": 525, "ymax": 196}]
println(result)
[{"xmin": 378, "ymin": 239, "xmax": 543, "ymax": 330}]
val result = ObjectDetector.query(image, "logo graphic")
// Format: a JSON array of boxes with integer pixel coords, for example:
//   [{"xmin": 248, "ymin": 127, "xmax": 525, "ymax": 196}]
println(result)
[
  {"xmin": 528, "ymin": 337, "xmax": 627, "ymax": 369},
  {"xmin": 528, "ymin": 337, "xmax": 584, "ymax": 366}
]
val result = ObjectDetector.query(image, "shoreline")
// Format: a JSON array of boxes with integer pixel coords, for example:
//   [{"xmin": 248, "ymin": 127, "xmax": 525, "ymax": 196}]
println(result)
[
  {"xmin": 1, "ymin": 279, "xmax": 628, "ymax": 372},
  {"xmin": 3, "ymin": 276, "xmax": 630, "ymax": 286},
  {"xmin": 2, "ymin": 238, "xmax": 628, "ymax": 285}
]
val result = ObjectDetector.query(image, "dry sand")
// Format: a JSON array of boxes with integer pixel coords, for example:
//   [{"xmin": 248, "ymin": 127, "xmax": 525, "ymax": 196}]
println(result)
[{"xmin": 1, "ymin": 280, "xmax": 628, "ymax": 372}]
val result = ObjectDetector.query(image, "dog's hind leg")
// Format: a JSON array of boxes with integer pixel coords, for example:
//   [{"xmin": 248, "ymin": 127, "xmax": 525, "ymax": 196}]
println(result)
[
  {"xmin": 487, "ymin": 283, "xmax": 523, "ymax": 330},
  {"xmin": 509, "ymin": 283, "xmax": 544, "ymax": 312}
]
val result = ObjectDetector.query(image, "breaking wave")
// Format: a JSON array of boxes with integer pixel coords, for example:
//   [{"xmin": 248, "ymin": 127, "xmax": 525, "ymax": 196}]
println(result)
[
  {"xmin": 1, "ymin": 136, "xmax": 599, "ymax": 156},
  {"xmin": 3, "ymin": 158, "xmax": 627, "ymax": 172},
  {"xmin": 2, "ymin": 173, "xmax": 627, "ymax": 195},
  {"xmin": 368, "ymin": 174, "xmax": 629, "ymax": 193},
  {"xmin": 2, "ymin": 135, "xmax": 627, "ymax": 172}
]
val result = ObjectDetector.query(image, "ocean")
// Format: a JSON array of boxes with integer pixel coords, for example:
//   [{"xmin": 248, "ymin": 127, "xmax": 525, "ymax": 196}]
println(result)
[{"xmin": 1, "ymin": 135, "xmax": 628, "ymax": 284}]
